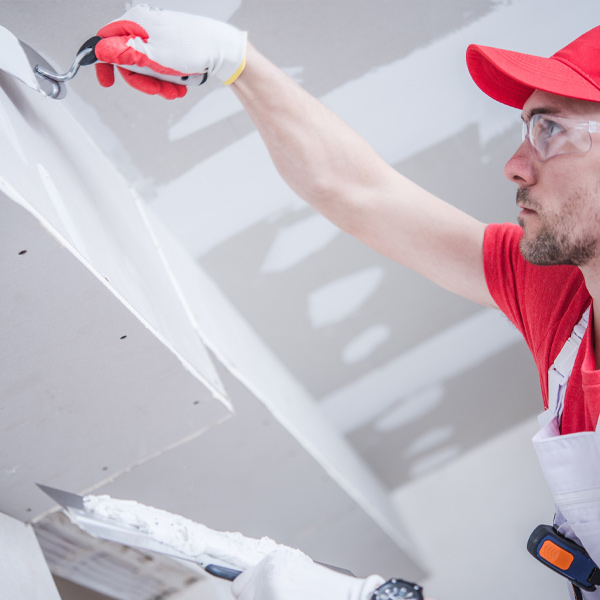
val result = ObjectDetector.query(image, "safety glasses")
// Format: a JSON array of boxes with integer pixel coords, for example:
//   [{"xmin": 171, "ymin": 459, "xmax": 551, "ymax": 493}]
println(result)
[{"xmin": 521, "ymin": 113, "xmax": 600, "ymax": 161}]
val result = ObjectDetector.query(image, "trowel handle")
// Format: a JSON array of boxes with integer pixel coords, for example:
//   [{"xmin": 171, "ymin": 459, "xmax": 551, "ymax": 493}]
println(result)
[
  {"xmin": 77, "ymin": 36, "xmax": 102, "ymax": 65},
  {"xmin": 203, "ymin": 560, "xmax": 353, "ymax": 582},
  {"xmin": 204, "ymin": 564, "xmax": 243, "ymax": 580},
  {"xmin": 82, "ymin": 35, "xmax": 208, "ymax": 86}
]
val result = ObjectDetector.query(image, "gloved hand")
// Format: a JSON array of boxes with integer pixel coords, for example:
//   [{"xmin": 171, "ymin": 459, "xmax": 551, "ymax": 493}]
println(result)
[
  {"xmin": 231, "ymin": 546, "xmax": 385, "ymax": 600},
  {"xmin": 94, "ymin": 4, "xmax": 247, "ymax": 99}
]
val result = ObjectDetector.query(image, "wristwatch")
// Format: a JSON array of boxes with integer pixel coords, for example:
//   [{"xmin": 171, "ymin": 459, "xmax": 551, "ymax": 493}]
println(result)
[{"xmin": 370, "ymin": 578, "xmax": 424, "ymax": 599}]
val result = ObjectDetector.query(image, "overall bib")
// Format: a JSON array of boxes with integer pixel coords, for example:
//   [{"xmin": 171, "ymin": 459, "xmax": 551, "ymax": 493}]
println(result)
[{"xmin": 533, "ymin": 307, "xmax": 600, "ymax": 598}]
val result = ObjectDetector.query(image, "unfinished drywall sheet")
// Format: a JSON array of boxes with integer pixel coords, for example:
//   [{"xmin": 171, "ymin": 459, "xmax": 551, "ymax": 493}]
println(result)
[
  {"xmin": 0, "ymin": 58, "xmax": 225, "ymax": 407},
  {"xmin": 143, "ymin": 211, "xmax": 425, "ymax": 574},
  {"xmin": 0, "ymin": 63, "xmax": 231, "ymax": 520},
  {"xmin": 0, "ymin": 510, "xmax": 61, "ymax": 600},
  {"xmin": 89, "ymin": 361, "xmax": 425, "ymax": 582},
  {"xmin": 0, "ymin": 190, "xmax": 229, "ymax": 521},
  {"xmin": 0, "ymin": 25, "xmax": 423, "ymax": 588}
]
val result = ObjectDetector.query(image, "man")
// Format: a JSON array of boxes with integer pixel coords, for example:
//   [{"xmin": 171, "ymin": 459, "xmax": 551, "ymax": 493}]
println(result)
[{"xmin": 94, "ymin": 5, "xmax": 600, "ymax": 599}]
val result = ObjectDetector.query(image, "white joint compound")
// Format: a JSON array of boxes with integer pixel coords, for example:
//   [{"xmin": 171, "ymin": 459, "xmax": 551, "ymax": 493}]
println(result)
[{"xmin": 83, "ymin": 494, "xmax": 283, "ymax": 569}]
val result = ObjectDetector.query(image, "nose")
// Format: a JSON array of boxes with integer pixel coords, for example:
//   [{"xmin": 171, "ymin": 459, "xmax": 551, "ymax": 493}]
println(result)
[{"xmin": 503, "ymin": 139, "xmax": 538, "ymax": 186}]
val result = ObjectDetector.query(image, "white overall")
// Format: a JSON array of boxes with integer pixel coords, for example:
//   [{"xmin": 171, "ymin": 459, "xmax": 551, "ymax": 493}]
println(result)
[{"xmin": 533, "ymin": 307, "xmax": 600, "ymax": 598}]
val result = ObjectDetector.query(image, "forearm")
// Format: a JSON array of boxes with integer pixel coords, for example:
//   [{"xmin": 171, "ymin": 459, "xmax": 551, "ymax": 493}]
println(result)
[
  {"xmin": 231, "ymin": 44, "xmax": 389, "ymax": 232},
  {"xmin": 231, "ymin": 46, "xmax": 494, "ymax": 306}
]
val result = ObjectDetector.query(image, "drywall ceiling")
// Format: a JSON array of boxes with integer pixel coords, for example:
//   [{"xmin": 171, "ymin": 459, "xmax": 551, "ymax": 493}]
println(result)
[
  {"xmin": 0, "ymin": 42, "xmax": 424, "ymax": 600},
  {"xmin": 1, "ymin": 0, "xmax": 549, "ymax": 489}
]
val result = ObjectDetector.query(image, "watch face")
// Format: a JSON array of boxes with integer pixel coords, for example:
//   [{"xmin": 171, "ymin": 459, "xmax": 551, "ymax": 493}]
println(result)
[{"xmin": 375, "ymin": 580, "xmax": 423, "ymax": 600}]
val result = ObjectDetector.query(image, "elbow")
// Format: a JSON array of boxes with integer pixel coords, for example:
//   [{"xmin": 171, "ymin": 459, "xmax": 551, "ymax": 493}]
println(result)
[{"xmin": 302, "ymin": 175, "xmax": 366, "ymax": 235}]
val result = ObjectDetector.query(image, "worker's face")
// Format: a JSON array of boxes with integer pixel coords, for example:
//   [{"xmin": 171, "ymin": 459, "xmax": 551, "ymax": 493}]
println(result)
[{"xmin": 504, "ymin": 90, "xmax": 600, "ymax": 267}]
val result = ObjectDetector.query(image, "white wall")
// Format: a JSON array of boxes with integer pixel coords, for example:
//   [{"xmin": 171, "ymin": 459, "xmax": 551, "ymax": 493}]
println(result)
[
  {"xmin": 0, "ymin": 511, "xmax": 61, "ymax": 600},
  {"xmin": 392, "ymin": 417, "xmax": 567, "ymax": 600}
]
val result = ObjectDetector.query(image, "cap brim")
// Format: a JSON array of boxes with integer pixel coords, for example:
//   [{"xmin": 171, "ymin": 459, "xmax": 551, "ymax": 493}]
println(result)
[{"xmin": 467, "ymin": 44, "xmax": 600, "ymax": 109}]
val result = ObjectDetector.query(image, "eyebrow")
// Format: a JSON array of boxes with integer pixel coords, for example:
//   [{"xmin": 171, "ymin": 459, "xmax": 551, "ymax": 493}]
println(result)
[{"xmin": 521, "ymin": 107, "xmax": 560, "ymax": 121}]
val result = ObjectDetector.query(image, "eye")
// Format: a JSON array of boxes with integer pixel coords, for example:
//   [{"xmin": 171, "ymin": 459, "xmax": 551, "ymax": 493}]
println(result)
[
  {"xmin": 538, "ymin": 115, "xmax": 564, "ymax": 138},
  {"xmin": 546, "ymin": 118, "xmax": 563, "ymax": 137}
]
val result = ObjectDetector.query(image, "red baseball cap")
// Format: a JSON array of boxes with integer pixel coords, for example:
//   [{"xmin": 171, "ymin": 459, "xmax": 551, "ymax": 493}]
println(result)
[{"xmin": 466, "ymin": 26, "xmax": 600, "ymax": 109}]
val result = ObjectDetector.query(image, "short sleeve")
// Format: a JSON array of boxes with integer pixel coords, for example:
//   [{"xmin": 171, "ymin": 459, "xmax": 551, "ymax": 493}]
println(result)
[
  {"xmin": 483, "ymin": 222, "xmax": 589, "ymax": 419},
  {"xmin": 483, "ymin": 223, "xmax": 528, "ymax": 336}
]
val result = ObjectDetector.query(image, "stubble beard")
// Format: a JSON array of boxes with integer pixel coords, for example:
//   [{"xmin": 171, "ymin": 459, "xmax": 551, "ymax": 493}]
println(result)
[{"xmin": 517, "ymin": 188, "xmax": 597, "ymax": 267}]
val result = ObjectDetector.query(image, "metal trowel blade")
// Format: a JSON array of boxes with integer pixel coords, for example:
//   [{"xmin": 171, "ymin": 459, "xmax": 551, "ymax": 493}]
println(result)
[
  {"xmin": 36, "ymin": 484, "xmax": 353, "ymax": 581},
  {"xmin": 36, "ymin": 483, "xmax": 242, "ymax": 570},
  {"xmin": 36, "ymin": 483, "xmax": 85, "ymax": 511},
  {"xmin": 0, "ymin": 24, "xmax": 65, "ymax": 98}
]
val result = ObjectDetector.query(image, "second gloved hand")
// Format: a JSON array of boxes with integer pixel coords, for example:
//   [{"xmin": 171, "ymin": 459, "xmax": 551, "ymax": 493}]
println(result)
[
  {"xmin": 94, "ymin": 3, "xmax": 247, "ymax": 99},
  {"xmin": 231, "ymin": 546, "xmax": 385, "ymax": 600}
]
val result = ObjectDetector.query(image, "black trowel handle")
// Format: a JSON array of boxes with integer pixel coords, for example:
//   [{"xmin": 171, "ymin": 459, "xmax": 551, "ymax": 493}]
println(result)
[
  {"xmin": 204, "ymin": 564, "xmax": 243, "ymax": 580},
  {"xmin": 203, "ymin": 559, "xmax": 354, "ymax": 582},
  {"xmin": 77, "ymin": 36, "xmax": 101, "ymax": 65}
]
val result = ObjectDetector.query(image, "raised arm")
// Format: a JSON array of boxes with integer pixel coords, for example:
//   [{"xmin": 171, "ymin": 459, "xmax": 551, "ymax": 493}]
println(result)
[
  {"xmin": 234, "ymin": 45, "xmax": 495, "ymax": 307},
  {"xmin": 95, "ymin": 6, "xmax": 497, "ymax": 309}
]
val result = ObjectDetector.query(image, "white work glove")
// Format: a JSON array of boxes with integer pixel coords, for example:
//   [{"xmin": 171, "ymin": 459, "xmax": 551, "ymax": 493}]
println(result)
[
  {"xmin": 94, "ymin": 4, "xmax": 247, "ymax": 99},
  {"xmin": 231, "ymin": 546, "xmax": 385, "ymax": 600}
]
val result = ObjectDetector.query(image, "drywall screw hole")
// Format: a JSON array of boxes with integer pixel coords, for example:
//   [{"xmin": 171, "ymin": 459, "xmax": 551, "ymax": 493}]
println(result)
[
  {"xmin": 26, "ymin": 508, "xmax": 32, "ymax": 512},
  {"xmin": 102, "ymin": 466, "xmax": 108, "ymax": 471},
  {"xmin": 193, "ymin": 401, "xmax": 200, "ymax": 405},
  {"xmin": 120, "ymin": 335, "xmax": 127, "ymax": 340},
  {"xmin": 18, "ymin": 250, "xmax": 27, "ymax": 255}
]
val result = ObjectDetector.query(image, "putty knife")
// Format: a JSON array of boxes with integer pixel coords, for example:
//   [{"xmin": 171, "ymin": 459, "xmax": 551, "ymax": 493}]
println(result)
[
  {"xmin": 37, "ymin": 483, "xmax": 243, "ymax": 581},
  {"xmin": 0, "ymin": 24, "xmax": 208, "ymax": 100},
  {"xmin": 0, "ymin": 24, "xmax": 66, "ymax": 98},
  {"xmin": 37, "ymin": 483, "xmax": 355, "ymax": 581},
  {"xmin": 34, "ymin": 36, "xmax": 209, "ymax": 98}
]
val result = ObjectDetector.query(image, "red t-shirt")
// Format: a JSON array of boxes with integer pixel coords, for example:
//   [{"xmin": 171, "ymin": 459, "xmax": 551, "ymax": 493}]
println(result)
[{"xmin": 484, "ymin": 223, "xmax": 600, "ymax": 434}]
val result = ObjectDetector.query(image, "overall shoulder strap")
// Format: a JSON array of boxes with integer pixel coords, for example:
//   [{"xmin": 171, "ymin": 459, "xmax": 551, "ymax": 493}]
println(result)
[{"xmin": 547, "ymin": 306, "xmax": 591, "ymax": 423}]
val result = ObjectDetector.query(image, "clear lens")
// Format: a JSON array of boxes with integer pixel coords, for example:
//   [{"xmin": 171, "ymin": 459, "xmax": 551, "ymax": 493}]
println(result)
[{"xmin": 523, "ymin": 114, "xmax": 594, "ymax": 161}]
